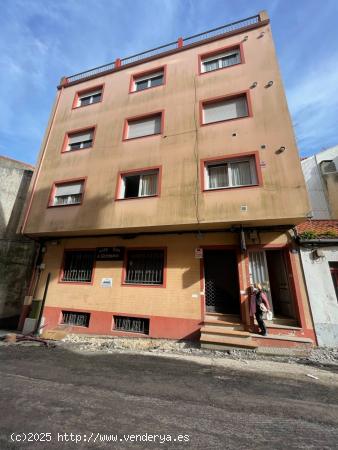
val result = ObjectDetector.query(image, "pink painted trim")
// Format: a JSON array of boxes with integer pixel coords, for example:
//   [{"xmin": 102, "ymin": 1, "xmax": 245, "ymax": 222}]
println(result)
[
  {"xmin": 129, "ymin": 65, "xmax": 167, "ymax": 94},
  {"xmin": 71, "ymin": 84, "xmax": 105, "ymax": 109},
  {"xmin": 199, "ymin": 90, "xmax": 253, "ymax": 127},
  {"xmin": 198, "ymin": 42, "xmax": 245, "ymax": 75},
  {"xmin": 122, "ymin": 110, "xmax": 164, "ymax": 141},
  {"xmin": 115, "ymin": 165, "xmax": 162, "ymax": 200},
  {"xmin": 58, "ymin": 248, "xmax": 96, "ymax": 285},
  {"xmin": 47, "ymin": 176, "xmax": 87, "ymax": 208},
  {"xmin": 61, "ymin": 125, "xmax": 97, "ymax": 154},
  {"xmin": 121, "ymin": 247, "xmax": 167, "ymax": 288},
  {"xmin": 200, "ymin": 151, "xmax": 263, "ymax": 192}
]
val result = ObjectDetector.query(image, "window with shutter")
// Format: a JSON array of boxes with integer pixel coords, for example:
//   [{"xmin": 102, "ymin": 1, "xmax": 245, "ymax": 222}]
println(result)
[
  {"xmin": 65, "ymin": 129, "xmax": 95, "ymax": 151},
  {"xmin": 126, "ymin": 114, "xmax": 162, "ymax": 139},
  {"xmin": 201, "ymin": 47, "xmax": 241, "ymax": 73},
  {"xmin": 52, "ymin": 180, "xmax": 85, "ymax": 206},
  {"xmin": 74, "ymin": 86, "xmax": 103, "ymax": 108},
  {"xmin": 202, "ymin": 95, "xmax": 249, "ymax": 124},
  {"xmin": 131, "ymin": 68, "xmax": 165, "ymax": 92}
]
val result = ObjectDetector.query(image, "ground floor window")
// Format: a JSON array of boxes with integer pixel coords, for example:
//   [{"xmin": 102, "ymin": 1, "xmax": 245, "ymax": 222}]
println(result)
[
  {"xmin": 124, "ymin": 249, "xmax": 165, "ymax": 285},
  {"xmin": 61, "ymin": 250, "xmax": 95, "ymax": 283},
  {"xmin": 61, "ymin": 311, "xmax": 90, "ymax": 327},
  {"xmin": 113, "ymin": 316, "xmax": 149, "ymax": 334}
]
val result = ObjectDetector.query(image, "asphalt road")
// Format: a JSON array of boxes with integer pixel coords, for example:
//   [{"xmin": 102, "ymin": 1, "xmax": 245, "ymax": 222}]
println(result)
[{"xmin": 0, "ymin": 345, "xmax": 337, "ymax": 449}]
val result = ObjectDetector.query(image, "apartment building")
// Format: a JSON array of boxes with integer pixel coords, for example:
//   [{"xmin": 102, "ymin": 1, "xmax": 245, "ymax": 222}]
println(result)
[{"xmin": 21, "ymin": 11, "xmax": 316, "ymax": 349}]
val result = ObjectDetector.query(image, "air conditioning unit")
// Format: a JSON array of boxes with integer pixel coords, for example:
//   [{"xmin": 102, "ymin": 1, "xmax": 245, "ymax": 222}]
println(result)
[{"xmin": 320, "ymin": 159, "xmax": 337, "ymax": 174}]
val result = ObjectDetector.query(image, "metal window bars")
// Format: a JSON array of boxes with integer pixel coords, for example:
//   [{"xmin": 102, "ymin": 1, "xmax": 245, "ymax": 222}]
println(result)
[
  {"xmin": 62, "ymin": 311, "xmax": 90, "ymax": 327},
  {"xmin": 62, "ymin": 251, "xmax": 95, "ymax": 282},
  {"xmin": 114, "ymin": 316, "xmax": 149, "ymax": 334},
  {"xmin": 65, "ymin": 15, "xmax": 260, "ymax": 84},
  {"xmin": 125, "ymin": 250, "xmax": 164, "ymax": 285}
]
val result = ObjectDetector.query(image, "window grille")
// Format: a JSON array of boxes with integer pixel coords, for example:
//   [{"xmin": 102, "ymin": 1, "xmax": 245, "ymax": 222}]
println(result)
[
  {"xmin": 62, "ymin": 311, "xmax": 90, "ymax": 327},
  {"xmin": 125, "ymin": 250, "xmax": 164, "ymax": 285},
  {"xmin": 61, "ymin": 251, "xmax": 95, "ymax": 282},
  {"xmin": 114, "ymin": 316, "xmax": 149, "ymax": 334}
]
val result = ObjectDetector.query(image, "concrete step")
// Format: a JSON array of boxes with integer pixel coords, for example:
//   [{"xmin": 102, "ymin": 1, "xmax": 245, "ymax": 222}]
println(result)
[
  {"xmin": 251, "ymin": 333, "xmax": 314, "ymax": 348},
  {"xmin": 205, "ymin": 313, "xmax": 241, "ymax": 322},
  {"xmin": 201, "ymin": 327, "xmax": 250, "ymax": 337},
  {"xmin": 200, "ymin": 334, "xmax": 257, "ymax": 350},
  {"xmin": 203, "ymin": 319, "xmax": 244, "ymax": 330}
]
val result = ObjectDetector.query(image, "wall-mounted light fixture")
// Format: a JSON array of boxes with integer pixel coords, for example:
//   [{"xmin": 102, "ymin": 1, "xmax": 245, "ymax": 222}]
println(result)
[
  {"xmin": 276, "ymin": 146, "xmax": 286, "ymax": 154},
  {"xmin": 265, "ymin": 80, "xmax": 274, "ymax": 88},
  {"xmin": 311, "ymin": 249, "xmax": 325, "ymax": 261},
  {"xmin": 250, "ymin": 81, "xmax": 258, "ymax": 89}
]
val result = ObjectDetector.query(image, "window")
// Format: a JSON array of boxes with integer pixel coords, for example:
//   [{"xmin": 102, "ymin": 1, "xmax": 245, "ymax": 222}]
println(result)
[
  {"xmin": 125, "ymin": 113, "xmax": 162, "ymax": 139},
  {"xmin": 204, "ymin": 156, "xmax": 258, "ymax": 190},
  {"xmin": 119, "ymin": 169, "xmax": 159, "ymax": 199},
  {"xmin": 51, "ymin": 180, "xmax": 85, "ymax": 206},
  {"xmin": 65, "ymin": 129, "xmax": 94, "ymax": 152},
  {"xmin": 131, "ymin": 68, "xmax": 165, "ymax": 92},
  {"xmin": 74, "ymin": 86, "xmax": 103, "ymax": 108},
  {"xmin": 62, "ymin": 311, "xmax": 90, "ymax": 327},
  {"xmin": 201, "ymin": 47, "xmax": 241, "ymax": 73},
  {"xmin": 113, "ymin": 316, "xmax": 149, "ymax": 334},
  {"xmin": 202, "ymin": 94, "xmax": 249, "ymax": 124},
  {"xmin": 124, "ymin": 249, "xmax": 165, "ymax": 285},
  {"xmin": 61, "ymin": 250, "xmax": 95, "ymax": 283}
]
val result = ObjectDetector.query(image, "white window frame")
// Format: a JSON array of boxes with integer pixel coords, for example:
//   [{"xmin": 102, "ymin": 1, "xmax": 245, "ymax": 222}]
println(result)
[
  {"xmin": 204, "ymin": 156, "xmax": 257, "ymax": 190},
  {"xmin": 133, "ymin": 70, "xmax": 164, "ymax": 92},
  {"xmin": 201, "ymin": 48, "xmax": 241, "ymax": 73},
  {"xmin": 77, "ymin": 88, "xmax": 102, "ymax": 107},
  {"xmin": 52, "ymin": 181, "xmax": 84, "ymax": 206},
  {"xmin": 120, "ymin": 170, "xmax": 158, "ymax": 199}
]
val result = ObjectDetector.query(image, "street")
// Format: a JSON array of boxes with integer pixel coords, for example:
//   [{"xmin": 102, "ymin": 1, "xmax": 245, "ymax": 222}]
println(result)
[{"xmin": 0, "ymin": 345, "xmax": 337, "ymax": 449}]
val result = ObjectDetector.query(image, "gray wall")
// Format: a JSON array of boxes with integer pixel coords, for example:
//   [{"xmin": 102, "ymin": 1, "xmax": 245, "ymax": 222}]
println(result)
[{"xmin": 0, "ymin": 157, "xmax": 37, "ymax": 328}]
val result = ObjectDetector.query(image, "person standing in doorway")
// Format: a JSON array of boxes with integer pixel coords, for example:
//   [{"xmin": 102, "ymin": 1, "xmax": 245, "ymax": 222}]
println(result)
[{"xmin": 249, "ymin": 283, "xmax": 271, "ymax": 336}]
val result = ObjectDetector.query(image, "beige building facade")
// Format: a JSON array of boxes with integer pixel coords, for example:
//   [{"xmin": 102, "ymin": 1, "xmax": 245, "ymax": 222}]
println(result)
[{"xmin": 21, "ymin": 12, "xmax": 316, "ymax": 349}]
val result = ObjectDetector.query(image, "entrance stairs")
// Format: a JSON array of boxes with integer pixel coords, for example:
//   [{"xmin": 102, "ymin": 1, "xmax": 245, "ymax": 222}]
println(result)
[{"xmin": 200, "ymin": 313, "xmax": 258, "ymax": 350}]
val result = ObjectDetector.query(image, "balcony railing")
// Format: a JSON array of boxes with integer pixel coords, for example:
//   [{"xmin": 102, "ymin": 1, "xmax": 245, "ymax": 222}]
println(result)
[{"xmin": 65, "ymin": 14, "xmax": 260, "ymax": 85}]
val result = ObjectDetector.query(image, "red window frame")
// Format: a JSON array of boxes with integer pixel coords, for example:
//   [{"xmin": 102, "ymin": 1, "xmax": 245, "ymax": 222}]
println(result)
[
  {"xmin": 115, "ymin": 166, "xmax": 162, "ymax": 201},
  {"xmin": 198, "ymin": 42, "xmax": 244, "ymax": 75},
  {"xmin": 129, "ymin": 65, "xmax": 167, "ymax": 94},
  {"xmin": 121, "ymin": 247, "xmax": 167, "ymax": 288},
  {"xmin": 61, "ymin": 126, "xmax": 97, "ymax": 154},
  {"xmin": 200, "ymin": 151, "xmax": 263, "ymax": 192},
  {"xmin": 58, "ymin": 248, "xmax": 96, "ymax": 285},
  {"xmin": 72, "ymin": 84, "xmax": 104, "ymax": 109},
  {"xmin": 122, "ymin": 110, "xmax": 164, "ymax": 141},
  {"xmin": 47, "ymin": 177, "xmax": 87, "ymax": 208},
  {"xmin": 200, "ymin": 91, "xmax": 252, "ymax": 126}
]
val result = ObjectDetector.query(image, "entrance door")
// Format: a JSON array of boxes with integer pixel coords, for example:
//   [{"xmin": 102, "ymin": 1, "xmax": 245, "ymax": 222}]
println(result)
[
  {"xmin": 204, "ymin": 250, "xmax": 240, "ymax": 314},
  {"xmin": 249, "ymin": 249, "xmax": 295, "ymax": 318}
]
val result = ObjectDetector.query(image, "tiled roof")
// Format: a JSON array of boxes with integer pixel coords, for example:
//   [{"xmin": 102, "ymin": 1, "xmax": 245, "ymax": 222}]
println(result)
[{"xmin": 296, "ymin": 220, "xmax": 338, "ymax": 238}]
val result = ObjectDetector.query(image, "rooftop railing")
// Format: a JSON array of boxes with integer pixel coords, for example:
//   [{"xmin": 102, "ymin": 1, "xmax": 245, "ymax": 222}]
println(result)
[{"xmin": 65, "ymin": 14, "xmax": 260, "ymax": 85}]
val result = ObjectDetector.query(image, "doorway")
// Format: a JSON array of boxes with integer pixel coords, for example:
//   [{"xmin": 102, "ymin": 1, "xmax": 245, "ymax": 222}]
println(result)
[
  {"xmin": 204, "ymin": 250, "xmax": 240, "ymax": 315},
  {"xmin": 248, "ymin": 249, "xmax": 296, "ymax": 319}
]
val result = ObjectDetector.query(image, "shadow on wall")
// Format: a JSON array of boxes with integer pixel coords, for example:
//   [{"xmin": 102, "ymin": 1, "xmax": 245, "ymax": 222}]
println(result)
[{"xmin": 0, "ymin": 169, "xmax": 37, "ymax": 329}]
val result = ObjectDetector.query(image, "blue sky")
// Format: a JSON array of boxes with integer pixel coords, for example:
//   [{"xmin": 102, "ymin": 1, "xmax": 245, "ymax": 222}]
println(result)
[{"xmin": 0, "ymin": 0, "xmax": 337, "ymax": 165}]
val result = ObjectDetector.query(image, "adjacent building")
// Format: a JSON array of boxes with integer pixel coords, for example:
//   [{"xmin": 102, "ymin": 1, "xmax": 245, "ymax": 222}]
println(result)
[
  {"xmin": 20, "ymin": 11, "xmax": 316, "ymax": 349},
  {"xmin": 298, "ymin": 146, "xmax": 338, "ymax": 347},
  {"xmin": 0, "ymin": 156, "xmax": 37, "ymax": 329}
]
